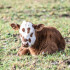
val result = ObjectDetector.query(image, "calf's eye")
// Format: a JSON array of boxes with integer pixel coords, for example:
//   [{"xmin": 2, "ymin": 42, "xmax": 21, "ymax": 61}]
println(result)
[
  {"xmin": 22, "ymin": 28, "xmax": 25, "ymax": 32},
  {"xmin": 27, "ymin": 28, "xmax": 30, "ymax": 33},
  {"xmin": 29, "ymin": 38, "xmax": 31, "ymax": 42},
  {"xmin": 30, "ymin": 33, "xmax": 33, "ymax": 37}
]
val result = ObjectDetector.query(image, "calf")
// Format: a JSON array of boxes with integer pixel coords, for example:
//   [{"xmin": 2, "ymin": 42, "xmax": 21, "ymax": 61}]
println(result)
[{"xmin": 10, "ymin": 21, "xmax": 65, "ymax": 56}]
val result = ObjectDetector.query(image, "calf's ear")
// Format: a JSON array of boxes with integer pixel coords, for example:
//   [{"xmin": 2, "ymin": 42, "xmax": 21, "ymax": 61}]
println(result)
[
  {"xmin": 33, "ymin": 24, "xmax": 44, "ymax": 31},
  {"xmin": 10, "ymin": 23, "xmax": 20, "ymax": 30}
]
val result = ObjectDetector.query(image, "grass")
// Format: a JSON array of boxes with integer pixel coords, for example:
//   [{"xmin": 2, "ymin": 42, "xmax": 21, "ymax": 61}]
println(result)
[{"xmin": 0, "ymin": 0, "xmax": 70, "ymax": 70}]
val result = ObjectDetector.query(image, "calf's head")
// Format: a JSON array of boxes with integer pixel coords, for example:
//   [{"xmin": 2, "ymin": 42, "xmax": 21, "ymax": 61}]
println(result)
[{"xmin": 11, "ymin": 21, "xmax": 44, "ymax": 48}]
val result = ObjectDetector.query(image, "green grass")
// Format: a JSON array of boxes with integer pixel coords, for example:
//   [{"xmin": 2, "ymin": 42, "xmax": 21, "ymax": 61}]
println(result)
[{"xmin": 0, "ymin": 0, "xmax": 70, "ymax": 70}]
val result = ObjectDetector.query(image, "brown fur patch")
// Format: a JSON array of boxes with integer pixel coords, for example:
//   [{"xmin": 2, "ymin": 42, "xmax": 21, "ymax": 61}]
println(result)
[
  {"xmin": 29, "ymin": 38, "xmax": 31, "ymax": 42},
  {"xmin": 27, "ymin": 28, "xmax": 30, "ymax": 33},
  {"xmin": 22, "ymin": 28, "xmax": 25, "ymax": 32},
  {"xmin": 29, "ymin": 27, "xmax": 65, "ymax": 55},
  {"xmin": 30, "ymin": 33, "xmax": 33, "ymax": 37},
  {"xmin": 24, "ymin": 39, "xmax": 28, "ymax": 42}
]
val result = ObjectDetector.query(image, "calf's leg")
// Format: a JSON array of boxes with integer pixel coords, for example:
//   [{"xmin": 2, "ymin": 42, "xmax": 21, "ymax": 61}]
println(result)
[{"xmin": 17, "ymin": 47, "xmax": 29, "ymax": 56}]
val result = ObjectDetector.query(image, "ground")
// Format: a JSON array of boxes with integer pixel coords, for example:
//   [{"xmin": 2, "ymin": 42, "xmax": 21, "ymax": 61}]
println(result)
[{"xmin": 0, "ymin": 0, "xmax": 70, "ymax": 70}]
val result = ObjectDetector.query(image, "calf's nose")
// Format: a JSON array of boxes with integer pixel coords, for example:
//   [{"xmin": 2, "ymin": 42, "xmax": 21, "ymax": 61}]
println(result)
[{"xmin": 22, "ymin": 43, "xmax": 29, "ymax": 47}]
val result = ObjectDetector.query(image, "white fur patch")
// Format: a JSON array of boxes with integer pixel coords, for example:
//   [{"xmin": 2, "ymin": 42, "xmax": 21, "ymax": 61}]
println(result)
[
  {"xmin": 42, "ymin": 51, "xmax": 44, "ymax": 54},
  {"xmin": 19, "ymin": 21, "xmax": 36, "ymax": 47}
]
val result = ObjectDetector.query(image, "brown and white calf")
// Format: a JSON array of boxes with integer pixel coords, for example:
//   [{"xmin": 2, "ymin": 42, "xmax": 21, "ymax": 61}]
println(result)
[{"xmin": 10, "ymin": 21, "xmax": 65, "ymax": 56}]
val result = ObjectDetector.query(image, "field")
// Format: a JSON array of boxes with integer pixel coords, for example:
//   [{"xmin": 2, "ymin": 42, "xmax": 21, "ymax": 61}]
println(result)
[{"xmin": 0, "ymin": 0, "xmax": 70, "ymax": 70}]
